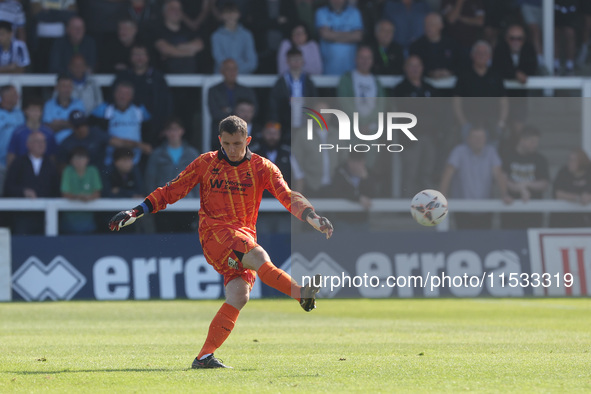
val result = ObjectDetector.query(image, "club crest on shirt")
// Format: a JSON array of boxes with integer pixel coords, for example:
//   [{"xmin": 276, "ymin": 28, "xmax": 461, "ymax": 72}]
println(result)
[
  {"xmin": 211, "ymin": 168, "xmax": 220, "ymax": 174},
  {"xmin": 228, "ymin": 257, "xmax": 239, "ymax": 269}
]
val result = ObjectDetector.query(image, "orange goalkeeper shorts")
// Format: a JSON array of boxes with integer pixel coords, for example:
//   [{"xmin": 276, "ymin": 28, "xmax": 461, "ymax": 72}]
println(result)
[{"xmin": 200, "ymin": 226, "xmax": 258, "ymax": 289}]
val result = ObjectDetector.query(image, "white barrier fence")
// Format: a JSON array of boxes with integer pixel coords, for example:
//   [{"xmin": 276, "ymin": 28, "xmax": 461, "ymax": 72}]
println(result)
[
  {"xmin": 0, "ymin": 74, "xmax": 590, "ymax": 155},
  {"xmin": 0, "ymin": 228, "xmax": 11, "ymax": 301},
  {"xmin": 0, "ymin": 197, "xmax": 585, "ymax": 236}
]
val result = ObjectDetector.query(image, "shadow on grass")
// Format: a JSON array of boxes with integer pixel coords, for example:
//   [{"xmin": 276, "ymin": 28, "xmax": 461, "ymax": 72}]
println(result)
[{"xmin": 7, "ymin": 368, "xmax": 178, "ymax": 375}]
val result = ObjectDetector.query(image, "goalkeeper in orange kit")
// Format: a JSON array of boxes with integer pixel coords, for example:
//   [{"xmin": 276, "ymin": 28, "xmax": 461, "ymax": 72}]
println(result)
[{"xmin": 109, "ymin": 115, "xmax": 333, "ymax": 369}]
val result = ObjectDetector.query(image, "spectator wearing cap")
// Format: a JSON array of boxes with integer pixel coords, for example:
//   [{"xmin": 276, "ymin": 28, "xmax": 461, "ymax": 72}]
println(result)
[
  {"xmin": 145, "ymin": 118, "xmax": 199, "ymax": 233},
  {"xmin": 68, "ymin": 54, "xmax": 103, "ymax": 114},
  {"xmin": 0, "ymin": 20, "xmax": 29, "ymax": 73},
  {"xmin": 113, "ymin": 43, "xmax": 173, "ymax": 145},
  {"xmin": 90, "ymin": 80, "xmax": 152, "ymax": 166},
  {"xmin": 3, "ymin": 131, "xmax": 60, "ymax": 234},
  {"xmin": 208, "ymin": 58, "xmax": 258, "ymax": 137},
  {"xmin": 49, "ymin": 16, "xmax": 97, "ymax": 74},
  {"xmin": 269, "ymin": 48, "xmax": 317, "ymax": 143},
  {"xmin": 60, "ymin": 146, "xmax": 102, "ymax": 234},
  {"xmin": 58, "ymin": 110, "xmax": 111, "ymax": 170},
  {"xmin": 211, "ymin": 2, "xmax": 257, "ymax": 74},
  {"xmin": 383, "ymin": 0, "xmax": 429, "ymax": 51},
  {"xmin": 316, "ymin": 0, "xmax": 363, "ymax": 75},
  {"xmin": 43, "ymin": 74, "xmax": 86, "ymax": 144},
  {"xmin": 6, "ymin": 97, "xmax": 57, "ymax": 168},
  {"xmin": 0, "ymin": 0, "xmax": 25, "ymax": 41},
  {"xmin": 370, "ymin": 19, "xmax": 403, "ymax": 76}
]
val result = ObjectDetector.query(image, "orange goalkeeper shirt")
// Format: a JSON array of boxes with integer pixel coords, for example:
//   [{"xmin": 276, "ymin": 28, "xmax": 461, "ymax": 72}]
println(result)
[{"xmin": 144, "ymin": 148, "xmax": 313, "ymax": 238}]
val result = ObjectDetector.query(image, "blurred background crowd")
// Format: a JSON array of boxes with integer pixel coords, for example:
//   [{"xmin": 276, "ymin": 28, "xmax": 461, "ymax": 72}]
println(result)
[{"xmin": 0, "ymin": 0, "xmax": 590, "ymax": 235}]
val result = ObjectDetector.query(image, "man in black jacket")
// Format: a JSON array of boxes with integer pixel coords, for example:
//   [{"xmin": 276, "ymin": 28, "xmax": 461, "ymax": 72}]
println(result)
[
  {"xmin": 269, "ymin": 48, "xmax": 317, "ymax": 144},
  {"xmin": 371, "ymin": 19, "xmax": 403, "ymax": 75},
  {"xmin": 492, "ymin": 24, "xmax": 537, "ymax": 84},
  {"xmin": 4, "ymin": 131, "xmax": 60, "ymax": 234},
  {"xmin": 208, "ymin": 58, "xmax": 258, "ymax": 137},
  {"xmin": 113, "ymin": 43, "xmax": 173, "ymax": 146}
]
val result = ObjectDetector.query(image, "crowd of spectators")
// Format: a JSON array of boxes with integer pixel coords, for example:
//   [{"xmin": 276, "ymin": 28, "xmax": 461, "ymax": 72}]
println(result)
[{"xmin": 0, "ymin": 0, "xmax": 590, "ymax": 234}]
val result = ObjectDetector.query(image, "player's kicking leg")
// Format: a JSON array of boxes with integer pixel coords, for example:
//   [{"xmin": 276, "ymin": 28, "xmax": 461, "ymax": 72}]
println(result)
[
  {"xmin": 242, "ymin": 246, "xmax": 321, "ymax": 312},
  {"xmin": 192, "ymin": 277, "xmax": 249, "ymax": 369}
]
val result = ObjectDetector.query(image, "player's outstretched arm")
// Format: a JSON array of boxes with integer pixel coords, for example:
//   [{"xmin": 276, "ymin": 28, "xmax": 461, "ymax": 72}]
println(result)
[
  {"xmin": 265, "ymin": 162, "xmax": 334, "ymax": 239},
  {"xmin": 109, "ymin": 156, "xmax": 203, "ymax": 231}
]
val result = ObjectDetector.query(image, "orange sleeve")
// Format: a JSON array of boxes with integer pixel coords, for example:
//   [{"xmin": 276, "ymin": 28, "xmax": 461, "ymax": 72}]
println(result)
[
  {"xmin": 145, "ymin": 156, "xmax": 203, "ymax": 213},
  {"xmin": 264, "ymin": 160, "xmax": 314, "ymax": 221}
]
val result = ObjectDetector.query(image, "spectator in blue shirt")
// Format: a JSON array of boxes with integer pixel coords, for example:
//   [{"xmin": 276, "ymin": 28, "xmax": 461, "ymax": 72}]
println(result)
[
  {"xmin": 211, "ymin": 2, "xmax": 258, "ymax": 74},
  {"xmin": 0, "ymin": 20, "xmax": 29, "ymax": 73},
  {"xmin": 6, "ymin": 97, "xmax": 57, "ymax": 167},
  {"xmin": 43, "ymin": 74, "xmax": 86, "ymax": 144},
  {"xmin": 384, "ymin": 0, "xmax": 430, "ymax": 51},
  {"xmin": 91, "ymin": 80, "xmax": 152, "ymax": 166},
  {"xmin": 0, "ymin": 85, "xmax": 24, "ymax": 167},
  {"xmin": 316, "ymin": 0, "xmax": 363, "ymax": 75}
]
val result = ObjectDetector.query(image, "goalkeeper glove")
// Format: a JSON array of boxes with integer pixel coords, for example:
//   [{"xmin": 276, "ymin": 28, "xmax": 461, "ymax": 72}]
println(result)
[
  {"xmin": 108, "ymin": 205, "xmax": 145, "ymax": 231},
  {"xmin": 306, "ymin": 211, "xmax": 334, "ymax": 239}
]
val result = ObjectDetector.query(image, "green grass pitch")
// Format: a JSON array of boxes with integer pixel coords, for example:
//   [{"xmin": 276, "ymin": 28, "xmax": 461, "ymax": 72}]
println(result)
[{"xmin": 1, "ymin": 298, "xmax": 590, "ymax": 392}]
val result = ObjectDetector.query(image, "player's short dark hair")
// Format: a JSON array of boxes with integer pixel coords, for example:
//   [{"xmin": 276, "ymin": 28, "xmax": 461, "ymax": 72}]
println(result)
[
  {"xmin": 23, "ymin": 96, "xmax": 44, "ymax": 109},
  {"xmin": 219, "ymin": 115, "xmax": 248, "ymax": 137},
  {"xmin": 286, "ymin": 47, "xmax": 303, "ymax": 59},
  {"xmin": 70, "ymin": 146, "xmax": 90, "ymax": 160},
  {"xmin": 113, "ymin": 147, "xmax": 134, "ymax": 162},
  {"xmin": 0, "ymin": 21, "xmax": 12, "ymax": 33},
  {"xmin": 520, "ymin": 125, "xmax": 540, "ymax": 139},
  {"xmin": 221, "ymin": 1, "xmax": 239, "ymax": 13}
]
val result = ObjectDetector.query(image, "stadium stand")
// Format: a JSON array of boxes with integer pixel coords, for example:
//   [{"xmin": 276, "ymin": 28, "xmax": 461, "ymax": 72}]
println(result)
[{"xmin": 0, "ymin": 0, "xmax": 590, "ymax": 234}]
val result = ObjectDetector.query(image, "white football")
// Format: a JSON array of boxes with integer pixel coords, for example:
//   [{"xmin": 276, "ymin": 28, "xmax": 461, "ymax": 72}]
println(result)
[{"xmin": 410, "ymin": 189, "xmax": 448, "ymax": 226}]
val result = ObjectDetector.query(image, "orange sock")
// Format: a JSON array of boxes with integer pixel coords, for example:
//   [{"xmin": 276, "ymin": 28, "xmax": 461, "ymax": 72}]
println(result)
[
  {"xmin": 257, "ymin": 261, "xmax": 301, "ymax": 300},
  {"xmin": 197, "ymin": 302, "xmax": 240, "ymax": 359}
]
